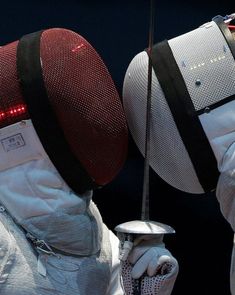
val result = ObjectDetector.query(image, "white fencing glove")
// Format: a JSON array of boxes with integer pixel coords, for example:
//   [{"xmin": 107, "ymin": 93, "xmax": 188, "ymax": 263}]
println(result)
[{"xmin": 121, "ymin": 234, "xmax": 179, "ymax": 295}]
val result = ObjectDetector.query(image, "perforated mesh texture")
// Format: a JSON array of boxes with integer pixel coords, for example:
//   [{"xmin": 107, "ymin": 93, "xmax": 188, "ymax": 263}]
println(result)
[
  {"xmin": 0, "ymin": 29, "xmax": 128, "ymax": 186},
  {"xmin": 169, "ymin": 21, "xmax": 235, "ymax": 111},
  {"xmin": 123, "ymin": 21, "xmax": 235, "ymax": 194},
  {"xmin": 0, "ymin": 41, "xmax": 29, "ymax": 128},
  {"xmin": 123, "ymin": 51, "xmax": 203, "ymax": 194},
  {"xmin": 39, "ymin": 28, "xmax": 128, "ymax": 186}
]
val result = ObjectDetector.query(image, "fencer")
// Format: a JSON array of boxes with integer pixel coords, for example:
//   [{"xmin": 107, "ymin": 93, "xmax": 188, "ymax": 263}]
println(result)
[
  {"xmin": 123, "ymin": 13, "xmax": 235, "ymax": 295},
  {"xmin": 0, "ymin": 28, "xmax": 178, "ymax": 294}
]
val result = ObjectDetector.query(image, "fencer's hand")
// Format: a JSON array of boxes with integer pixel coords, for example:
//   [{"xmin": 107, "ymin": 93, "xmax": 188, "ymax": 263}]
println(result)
[
  {"xmin": 121, "ymin": 235, "xmax": 178, "ymax": 295},
  {"xmin": 128, "ymin": 234, "xmax": 178, "ymax": 279}
]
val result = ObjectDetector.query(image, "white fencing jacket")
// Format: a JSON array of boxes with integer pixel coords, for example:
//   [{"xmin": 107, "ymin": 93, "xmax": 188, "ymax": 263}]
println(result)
[
  {"xmin": 200, "ymin": 100, "xmax": 235, "ymax": 295},
  {"xmin": 0, "ymin": 119, "xmax": 177, "ymax": 295}
]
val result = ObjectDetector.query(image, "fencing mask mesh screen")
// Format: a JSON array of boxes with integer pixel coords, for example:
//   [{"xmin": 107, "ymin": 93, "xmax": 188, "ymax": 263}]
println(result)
[
  {"xmin": 123, "ymin": 18, "xmax": 235, "ymax": 194},
  {"xmin": 0, "ymin": 28, "xmax": 128, "ymax": 194},
  {"xmin": 0, "ymin": 41, "xmax": 29, "ymax": 126}
]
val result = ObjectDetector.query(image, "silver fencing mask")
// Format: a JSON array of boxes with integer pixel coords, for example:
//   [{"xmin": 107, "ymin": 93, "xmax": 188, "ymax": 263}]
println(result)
[
  {"xmin": 0, "ymin": 28, "xmax": 128, "ymax": 194},
  {"xmin": 123, "ymin": 14, "xmax": 235, "ymax": 194}
]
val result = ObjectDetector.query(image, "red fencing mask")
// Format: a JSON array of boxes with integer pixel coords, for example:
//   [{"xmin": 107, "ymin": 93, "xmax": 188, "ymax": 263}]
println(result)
[{"xmin": 0, "ymin": 28, "xmax": 128, "ymax": 194}]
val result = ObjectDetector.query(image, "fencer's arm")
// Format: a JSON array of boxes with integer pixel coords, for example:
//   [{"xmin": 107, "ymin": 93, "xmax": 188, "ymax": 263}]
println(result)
[
  {"xmin": 216, "ymin": 158, "xmax": 235, "ymax": 295},
  {"xmin": 216, "ymin": 168, "xmax": 235, "ymax": 232}
]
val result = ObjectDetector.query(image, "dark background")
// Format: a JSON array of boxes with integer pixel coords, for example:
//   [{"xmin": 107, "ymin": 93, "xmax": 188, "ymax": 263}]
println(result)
[{"xmin": 0, "ymin": 1, "xmax": 234, "ymax": 294}]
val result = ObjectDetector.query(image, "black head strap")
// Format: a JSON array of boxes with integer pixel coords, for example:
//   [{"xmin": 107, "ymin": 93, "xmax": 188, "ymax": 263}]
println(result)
[
  {"xmin": 148, "ymin": 40, "xmax": 219, "ymax": 192},
  {"xmin": 16, "ymin": 30, "xmax": 97, "ymax": 194}
]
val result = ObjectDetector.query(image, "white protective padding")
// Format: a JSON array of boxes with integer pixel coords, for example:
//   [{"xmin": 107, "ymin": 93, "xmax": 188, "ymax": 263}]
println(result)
[
  {"xmin": 0, "ymin": 119, "xmax": 118, "ymax": 294},
  {"xmin": 0, "ymin": 119, "xmax": 178, "ymax": 295},
  {"xmin": 0, "ymin": 119, "xmax": 48, "ymax": 172},
  {"xmin": 215, "ymin": 145, "xmax": 235, "ymax": 295},
  {"xmin": 0, "ymin": 206, "xmax": 115, "ymax": 295},
  {"xmin": 202, "ymin": 97, "xmax": 235, "ymax": 295},
  {"xmin": 199, "ymin": 99, "xmax": 235, "ymax": 173},
  {"xmin": 0, "ymin": 119, "xmax": 88, "ymax": 222},
  {"xmin": 123, "ymin": 20, "xmax": 235, "ymax": 194},
  {"xmin": 0, "ymin": 119, "xmax": 106, "ymax": 258}
]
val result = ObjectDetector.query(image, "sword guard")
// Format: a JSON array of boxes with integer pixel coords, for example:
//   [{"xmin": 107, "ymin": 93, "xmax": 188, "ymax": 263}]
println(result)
[{"xmin": 115, "ymin": 220, "xmax": 175, "ymax": 235}]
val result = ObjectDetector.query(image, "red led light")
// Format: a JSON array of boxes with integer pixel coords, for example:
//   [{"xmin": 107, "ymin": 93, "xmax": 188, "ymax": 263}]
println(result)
[
  {"xmin": 72, "ymin": 43, "xmax": 86, "ymax": 53},
  {"xmin": 0, "ymin": 104, "xmax": 27, "ymax": 121},
  {"xmin": 228, "ymin": 25, "xmax": 235, "ymax": 30}
]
